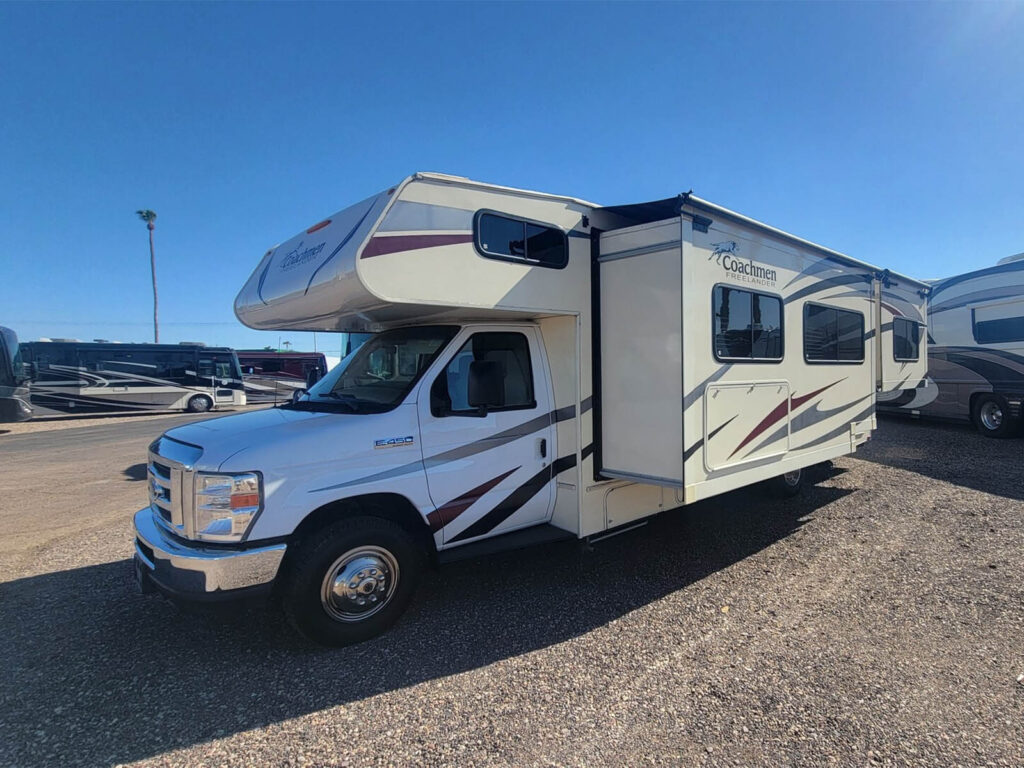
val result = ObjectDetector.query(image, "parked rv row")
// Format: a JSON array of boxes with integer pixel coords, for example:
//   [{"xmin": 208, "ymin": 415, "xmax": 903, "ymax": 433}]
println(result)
[
  {"xmin": 877, "ymin": 253, "xmax": 1024, "ymax": 437},
  {"xmin": 0, "ymin": 335, "xmax": 377, "ymax": 422}
]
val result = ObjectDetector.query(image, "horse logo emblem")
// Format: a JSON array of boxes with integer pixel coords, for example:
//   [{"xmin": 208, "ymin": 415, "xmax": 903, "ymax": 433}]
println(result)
[{"xmin": 710, "ymin": 241, "xmax": 738, "ymax": 264}]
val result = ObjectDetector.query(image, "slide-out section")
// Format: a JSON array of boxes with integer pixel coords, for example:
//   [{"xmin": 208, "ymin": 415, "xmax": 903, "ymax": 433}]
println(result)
[{"xmin": 597, "ymin": 219, "xmax": 683, "ymax": 487}]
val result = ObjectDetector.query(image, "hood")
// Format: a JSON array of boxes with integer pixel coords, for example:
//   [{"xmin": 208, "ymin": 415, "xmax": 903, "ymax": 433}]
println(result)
[{"xmin": 162, "ymin": 404, "xmax": 420, "ymax": 474}]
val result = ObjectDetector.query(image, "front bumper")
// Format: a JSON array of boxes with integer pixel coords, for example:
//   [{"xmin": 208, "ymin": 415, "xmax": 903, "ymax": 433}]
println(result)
[{"xmin": 133, "ymin": 508, "xmax": 286, "ymax": 601}]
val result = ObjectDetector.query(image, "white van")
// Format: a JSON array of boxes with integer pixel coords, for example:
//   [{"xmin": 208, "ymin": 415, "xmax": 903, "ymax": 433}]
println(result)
[{"xmin": 133, "ymin": 173, "xmax": 929, "ymax": 645}]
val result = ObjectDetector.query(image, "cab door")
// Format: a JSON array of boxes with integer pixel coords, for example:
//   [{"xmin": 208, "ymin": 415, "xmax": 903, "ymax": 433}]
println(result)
[{"xmin": 417, "ymin": 326, "xmax": 555, "ymax": 547}]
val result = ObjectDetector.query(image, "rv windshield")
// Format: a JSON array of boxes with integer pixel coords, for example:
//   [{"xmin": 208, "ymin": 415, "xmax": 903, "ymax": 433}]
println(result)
[
  {"xmin": 288, "ymin": 326, "xmax": 458, "ymax": 414},
  {"xmin": 0, "ymin": 327, "xmax": 25, "ymax": 385}
]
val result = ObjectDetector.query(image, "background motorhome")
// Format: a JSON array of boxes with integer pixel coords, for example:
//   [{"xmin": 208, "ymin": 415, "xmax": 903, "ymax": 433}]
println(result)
[
  {"xmin": 878, "ymin": 253, "xmax": 1024, "ymax": 437},
  {"xmin": 22, "ymin": 341, "xmax": 245, "ymax": 414},
  {"xmin": 0, "ymin": 326, "xmax": 32, "ymax": 423},
  {"xmin": 137, "ymin": 172, "xmax": 929, "ymax": 645},
  {"xmin": 237, "ymin": 350, "xmax": 328, "ymax": 404}
]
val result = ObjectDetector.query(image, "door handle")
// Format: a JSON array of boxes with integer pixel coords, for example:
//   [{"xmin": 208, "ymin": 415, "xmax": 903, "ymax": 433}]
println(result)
[{"xmin": 539, "ymin": 438, "xmax": 547, "ymax": 458}]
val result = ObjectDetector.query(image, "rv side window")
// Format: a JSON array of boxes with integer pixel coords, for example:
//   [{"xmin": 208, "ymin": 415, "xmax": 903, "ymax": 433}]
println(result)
[
  {"xmin": 431, "ymin": 332, "xmax": 536, "ymax": 416},
  {"xmin": 712, "ymin": 285, "xmax": 783, "ymax": 362},
  {"xmin": 474, "ymin": 212, "xmax": 568, "ymax": 269},
  {"xmin": 892, "ymin": 318, "xmax": 920, "ymax": 361},
  {"xmin": 972, "ymin": 301, "xmax": 1024, "ymax": 344},
  {"xmin": 803, "ymin": 303, "xmax": 865, "ymax": 363}
]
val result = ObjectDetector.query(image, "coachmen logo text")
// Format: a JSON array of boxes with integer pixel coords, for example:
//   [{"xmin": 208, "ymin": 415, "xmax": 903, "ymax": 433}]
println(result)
[
  {"xmin": 279, "ymin": 240, "xmax": 327, "ymax": 271},
  {"xmin": 711, "ymin": 241, "xmax": 777, "ymax": 287}
]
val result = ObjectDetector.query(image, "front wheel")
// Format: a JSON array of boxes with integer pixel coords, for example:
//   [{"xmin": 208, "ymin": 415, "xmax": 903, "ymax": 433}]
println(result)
[
  {"xmin": 765, "ymin": 468, "xmax": 803, "ymax": 498},
  {"xmin": 186, "ymin": 395, "xmax": 212, "ymax": 413},
  {"xmin": 283, "ymin": 517, "xmax": 423, "ymax": 647}
]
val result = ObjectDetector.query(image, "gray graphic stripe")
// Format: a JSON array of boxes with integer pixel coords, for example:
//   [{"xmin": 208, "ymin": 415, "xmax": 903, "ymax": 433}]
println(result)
[
  {"xmin": 931, "ymin": 285, "xmax": 1024, "ymax": 315},
  {"xmin": 304, "ymin": 201, "xmax": 377, "ymax": 295},
  {"xmin": 783, "ymin": 254, "xmax": 855, "ymax": 288},
  {"xmin": 785, "ymin": 274, "xmax": 872, "ymax": 305},
  {"xmin": 376, "ymin": 200, "xmax": 475, "ymax": 232},
  {"xmin": 309, "ymin": 404, "xmax": 578, "ymax": 494},
  {"xmin": 797, "ymin": 405, "xmax": 874, "ymax": 450},
  {"xmin": 683, "ymin": 365, "xmax": 732, "ymax": 411},
  {"xmin": 683, "ymin": 414, "xmax": 737, "ymax": 462}
]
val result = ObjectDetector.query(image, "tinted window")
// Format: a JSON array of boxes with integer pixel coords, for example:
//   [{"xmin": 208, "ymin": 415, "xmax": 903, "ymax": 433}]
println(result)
[
  {"xmin": 476, "ymin": 213, "xmax": 568, "ymax": 268},
  {"xmin": 893, "ymin": 318, "xmax": 921, "ymax": 361},
  {"xmin": 804, "ymin": 304, "xmax": 865, "ymax": 362},
  {"xmin": 974, "ymin": 314, "xmax": 1024, "ymax": 344},
  {"xmin": 713, "ymin": 285, "xmax": 783, "ymax": 361},
  {"xmin": 432, "ymin": 332, "xmax": 535, "ymax": 416}
]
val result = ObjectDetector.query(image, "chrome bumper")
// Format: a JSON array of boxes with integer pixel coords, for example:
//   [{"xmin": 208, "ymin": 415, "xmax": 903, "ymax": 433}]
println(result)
[{"xmin": 133, "ymin": 508, "xmax": 286, "ymax": 600}]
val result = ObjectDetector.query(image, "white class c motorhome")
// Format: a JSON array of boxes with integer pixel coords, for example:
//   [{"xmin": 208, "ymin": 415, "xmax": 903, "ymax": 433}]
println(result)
[
  {"xmin": 878, "ymin": 253, "xmax": 1024, "ymax": 436},
  {"xmin": 133, "ymin": 173, "xmax": 929, "ymax": 646}
]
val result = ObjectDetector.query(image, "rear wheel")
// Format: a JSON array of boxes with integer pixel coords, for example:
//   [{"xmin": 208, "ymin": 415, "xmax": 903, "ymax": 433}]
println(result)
[
  {"xmin": 283, "ymin": 517, "xmax": 423, "ymax": 647},
  {"xmin": 972, "ymin": 394, "xmax": 1017, "ymax": 438},
  {"xmin": 765, "ymin": 468, "xmax": 803, "ymax": 498},
  {"xmin": 186, "ymin": 395, "xmax": 212, "ymax": 413}
]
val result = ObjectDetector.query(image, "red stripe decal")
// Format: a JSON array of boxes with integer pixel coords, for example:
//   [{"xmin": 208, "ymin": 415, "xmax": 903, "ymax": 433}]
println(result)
[
  {"xmin": 728, "ymin": 379, "xmax": 844, "ymax": 459},
  {"xmin": 426, "ymin": 467, "xmax": 519, "ymax": 533},
  {"xmin": 361, "ymin": 233, "xmax": 474, "ymax": 259}
]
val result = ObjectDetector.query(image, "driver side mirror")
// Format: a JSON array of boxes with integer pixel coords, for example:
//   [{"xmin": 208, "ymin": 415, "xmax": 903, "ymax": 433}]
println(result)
[{"xmin": 291, "ymin": 388, "xmax": 306, "ymax": 404}]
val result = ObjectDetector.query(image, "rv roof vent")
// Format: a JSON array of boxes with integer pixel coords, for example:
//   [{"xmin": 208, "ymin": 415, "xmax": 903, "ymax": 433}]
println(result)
[
  {"xmin": 51, "ymin": 338, "xmax": 81, "ymax": 343},
  {"xmin": 179, "ymin": 341, "xmax": 206, "ymax": 346},
  {"xmin": 996, "ymin": 252, "xmax": 1024, "ymax": 265}
]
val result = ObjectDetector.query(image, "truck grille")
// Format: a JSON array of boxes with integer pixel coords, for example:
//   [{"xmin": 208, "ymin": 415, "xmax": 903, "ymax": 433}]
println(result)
[
  {"xmin": 147, "ymin": 437, "xmax": 202, "ymax": 539},
  {"xmin": 148, "ymin": 459, "xmax": 175, "ymax": 524}
]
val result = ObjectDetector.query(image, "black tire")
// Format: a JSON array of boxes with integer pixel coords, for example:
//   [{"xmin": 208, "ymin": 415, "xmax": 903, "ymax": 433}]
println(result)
[
  {"xmin": 765, "ymin": 467, "xmax": 804, "ymax": 498},
  {"xmin": 282, "ymin": 516, "xmax": 423, "ymax": 647},
  {"xmin": 971, "ymin": 394, "xmax": 1017, "ymax": 438},
  {"xmin": 186, "ymin": 395, "xmax": 212, "ymax": 413}
]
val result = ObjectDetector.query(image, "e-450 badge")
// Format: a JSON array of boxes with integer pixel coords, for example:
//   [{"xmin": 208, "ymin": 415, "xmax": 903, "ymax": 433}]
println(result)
[{"xmin": 374, "ymin": 436, "xmax": 415, "ymax": 449}]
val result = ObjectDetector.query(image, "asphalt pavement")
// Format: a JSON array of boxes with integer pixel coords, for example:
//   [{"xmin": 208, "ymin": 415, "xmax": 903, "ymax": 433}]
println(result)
[{"xmin": 0, "ymin": 413, "xmax": 1022, "ymax": 767}]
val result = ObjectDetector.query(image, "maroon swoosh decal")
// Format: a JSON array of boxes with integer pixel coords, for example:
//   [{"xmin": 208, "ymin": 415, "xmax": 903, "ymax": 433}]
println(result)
[
  {"xmin": 880, "ymin": 301, "xmax": 904, "ymax": 317},
  {"xmin": 728, "ymin": 379, "xmax": 844, "ymax": 459},
  {"xmin": 426, "ymin": 467, "xmax": 519, "ymax": 533},
  {"xmin": 361, "ymin": 233, "xmax": 474, "ymax": 258}
]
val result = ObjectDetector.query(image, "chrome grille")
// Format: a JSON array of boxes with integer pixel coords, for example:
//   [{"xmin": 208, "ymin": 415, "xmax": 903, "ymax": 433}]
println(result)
[{"xmin": 147, "ymin": 436, "xmax": 202, "ymax": 539}]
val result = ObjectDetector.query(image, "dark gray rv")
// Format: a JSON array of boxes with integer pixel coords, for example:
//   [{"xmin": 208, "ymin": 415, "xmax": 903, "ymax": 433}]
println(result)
[
  {"xmin": 878, "ymin": 254, "xmax": 1024, "ymax": 437},
  {"xmin": 0, "ymin": 326, "xmax": 32, "ymax": 422},
  {"xmin": 21, "ymin": 341, "xmax": 246, "ymax": 414}
]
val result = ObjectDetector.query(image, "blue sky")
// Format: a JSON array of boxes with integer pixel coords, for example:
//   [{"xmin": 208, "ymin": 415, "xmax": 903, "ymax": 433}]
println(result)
[{"xmin": 2, "ymin": 1, "xmax": 1022, "ymax": 353}]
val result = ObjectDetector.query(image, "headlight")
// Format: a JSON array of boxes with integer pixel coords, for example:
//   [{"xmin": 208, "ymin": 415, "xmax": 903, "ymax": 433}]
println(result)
[{"xmin": 194, "ymin": 472, "xmax": 262, "ymax": 542}]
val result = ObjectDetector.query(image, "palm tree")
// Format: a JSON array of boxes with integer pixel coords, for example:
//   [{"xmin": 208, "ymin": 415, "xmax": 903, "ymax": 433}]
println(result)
[{"xmin": 136, "ymin": 209, "xmax": 159, "ymax": 343}]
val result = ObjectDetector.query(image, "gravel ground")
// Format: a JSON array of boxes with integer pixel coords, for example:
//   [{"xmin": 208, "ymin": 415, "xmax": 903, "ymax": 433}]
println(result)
[{"xmin": 0, "ymin": 415, "xmax": 1022, "ymax": 767}]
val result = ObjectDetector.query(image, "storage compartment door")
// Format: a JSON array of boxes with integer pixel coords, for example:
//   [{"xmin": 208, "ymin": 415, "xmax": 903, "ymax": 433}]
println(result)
[{"xmin": 598, "ymin": 220, "xmax": 683, "ymax": 486}]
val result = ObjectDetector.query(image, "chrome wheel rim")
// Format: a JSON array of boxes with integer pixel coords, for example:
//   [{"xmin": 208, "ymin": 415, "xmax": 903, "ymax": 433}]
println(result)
[
  {"xmin": 980, "ymin": 401, "xmax": 1003, "ymax": 431},
  {"xmin": 783, "ymin": 469, "xmax": 801, "ymax": 487},
  {"xmin": 321, "ymin": 546, "xmax": 399, "ymax": 622}
]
